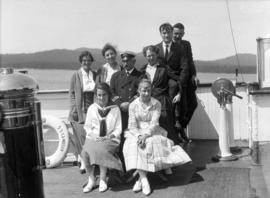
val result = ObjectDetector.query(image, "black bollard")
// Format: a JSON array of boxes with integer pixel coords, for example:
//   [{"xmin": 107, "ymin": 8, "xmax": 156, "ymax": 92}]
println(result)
[{"xmin": 0, "ymin": 68, "xmax": 45, "ymax": 198}]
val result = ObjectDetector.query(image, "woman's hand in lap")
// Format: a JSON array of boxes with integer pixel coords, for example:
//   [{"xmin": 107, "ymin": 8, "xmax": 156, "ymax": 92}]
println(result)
[
  {"xmin": 96, "ymin": 134, "xmax": 116, "ymax": 142},
  {"xmin": 96, "ymin": 136, "xmax": 109, "ymax": 142},
  {"xmin": 137, "ymin": 135, "xmax": 149, "ymax": 149}
]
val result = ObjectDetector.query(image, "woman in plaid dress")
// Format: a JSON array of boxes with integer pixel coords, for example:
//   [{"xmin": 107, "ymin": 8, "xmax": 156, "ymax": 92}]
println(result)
[{"xmin": 123, "ymin": 79, "xmax": 191, "ymax": 195}]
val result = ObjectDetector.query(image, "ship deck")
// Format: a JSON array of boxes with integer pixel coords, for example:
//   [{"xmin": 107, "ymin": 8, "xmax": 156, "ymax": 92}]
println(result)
[{"xmin": 43, "ymin": 140, "xmax": 270, "ymax": 198}]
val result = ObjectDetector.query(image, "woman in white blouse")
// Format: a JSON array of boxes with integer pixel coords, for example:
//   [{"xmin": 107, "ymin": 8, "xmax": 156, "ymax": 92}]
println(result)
[
  {"xmin": 68, "ymin": 51, "xmax": 96, "ymax": 174},
  {"xmin": 81, "ymin": 82, "xmax": 123, "ymax": 193},
  {"xmin": 96, "ymin": 43, "xmax": 121, "ymax": 85},
  {"xmin": 123, "ymin": 79, "xmax": 191, "ymax": 195}
]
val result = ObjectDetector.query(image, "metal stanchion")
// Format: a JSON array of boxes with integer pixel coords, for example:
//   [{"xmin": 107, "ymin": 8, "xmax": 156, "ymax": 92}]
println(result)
[{"xmin": 211, "ymin": 78, "xmax": 242, "ymax": 161}]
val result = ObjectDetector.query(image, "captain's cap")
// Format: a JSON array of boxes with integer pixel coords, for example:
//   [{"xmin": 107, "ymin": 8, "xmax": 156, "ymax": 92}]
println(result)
[{"xmin": 120, "ymin": 51, "xmax": 136, "ymax": 60}]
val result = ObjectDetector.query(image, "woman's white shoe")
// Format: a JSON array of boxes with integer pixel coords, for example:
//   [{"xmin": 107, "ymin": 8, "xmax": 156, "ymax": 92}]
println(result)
[
  {"xmin": 83, "ymin": 179, "xmax": 95, "ymax": 193},
  {"xmin": 99, "ymin": 180, "xmax": 108, "ymax": 192},
  {"xmin": 132, "ymin": 180, "xmax": 142, "ymax": 192},
  {"xmin": 141, "ymin": 178, "xmax": 151, "ymax": 196}
]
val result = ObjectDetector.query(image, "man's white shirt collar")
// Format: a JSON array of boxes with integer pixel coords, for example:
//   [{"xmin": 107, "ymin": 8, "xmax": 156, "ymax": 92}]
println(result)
[
  {"xmin": 162, "ymin": 42, "xmax": 172, "ymax": 52},
  {"xmin": 125, "ymin": 68, "xmax": 135, "ymax": 75}
]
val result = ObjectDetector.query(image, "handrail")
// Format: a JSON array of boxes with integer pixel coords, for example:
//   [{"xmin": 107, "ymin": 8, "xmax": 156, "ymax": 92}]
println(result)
[
  {"xmin": 36, "ymin": 81, "xmax": 252, "ymax": 95},
  {"xmin": 38, "ymin": 89, "xmax": 69, "ymax": 94}
]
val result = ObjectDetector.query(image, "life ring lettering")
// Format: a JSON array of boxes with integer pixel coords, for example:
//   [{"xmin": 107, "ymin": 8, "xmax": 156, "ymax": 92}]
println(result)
[{"xmin": 42, "ymin": 115, "xmax": 69, "ymax": 168}]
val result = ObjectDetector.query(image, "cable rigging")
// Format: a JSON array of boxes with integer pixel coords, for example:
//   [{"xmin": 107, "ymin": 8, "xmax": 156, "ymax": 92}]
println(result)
[{"xmin": 225, "ymin": 0, "xmax": 245, "ymax": 83}]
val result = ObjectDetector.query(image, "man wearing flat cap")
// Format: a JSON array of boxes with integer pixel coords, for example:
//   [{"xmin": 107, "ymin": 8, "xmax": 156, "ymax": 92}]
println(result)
[{"xmin": 110, "ymin": 51, "xmax": 144, "ymax": 170}]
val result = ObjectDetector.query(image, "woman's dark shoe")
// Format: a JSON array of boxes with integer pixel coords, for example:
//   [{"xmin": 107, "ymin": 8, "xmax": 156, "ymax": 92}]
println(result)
[
  {"xmin": 72, "ymin": 161, "xmax": 79, "ymax": 166},
  {"xmin": 80, "ymin": 168, "xmax": 86, "ymax": 174}
]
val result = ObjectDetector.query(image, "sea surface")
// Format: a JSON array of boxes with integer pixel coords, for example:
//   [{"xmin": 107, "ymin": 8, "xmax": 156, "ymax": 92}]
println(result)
[{"xmin": 23, "ymin": 69, "xmax": 257, "ymax": 90}]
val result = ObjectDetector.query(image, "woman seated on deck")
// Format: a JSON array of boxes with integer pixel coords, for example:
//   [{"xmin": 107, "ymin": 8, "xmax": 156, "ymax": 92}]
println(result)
[
  {"xmin": 81, "ymin": 82, "xmax": 123, "ymax": 193},
  {"xmin": 123, "ymin": 79, "xmax": 191, "ymax": 196}
]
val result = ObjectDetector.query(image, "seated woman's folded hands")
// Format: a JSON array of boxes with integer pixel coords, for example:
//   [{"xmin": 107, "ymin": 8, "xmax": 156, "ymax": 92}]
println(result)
[{"xmin": 137, "ymin": 134, "xmax": 149, "ymax": 149}]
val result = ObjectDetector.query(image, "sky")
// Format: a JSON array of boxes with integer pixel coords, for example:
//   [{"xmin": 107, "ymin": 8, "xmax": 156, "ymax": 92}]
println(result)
[{"xmin": 1, "ymin": 0, "xmax": 270, "ymax": 60}]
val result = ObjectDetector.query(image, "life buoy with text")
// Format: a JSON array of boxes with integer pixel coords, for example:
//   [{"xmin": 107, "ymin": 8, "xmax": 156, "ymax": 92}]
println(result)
[{"xmin": 42, "ymin": 115, "xmax": 69, "ymax": 168}]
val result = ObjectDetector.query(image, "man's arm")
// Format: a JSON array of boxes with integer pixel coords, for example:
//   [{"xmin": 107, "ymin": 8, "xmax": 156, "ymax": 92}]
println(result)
[
  {"xmin": 186, "ymin": 41, "xmax": 196, "ymax": 77},
  {"xmin": 110, "ymin": 72, "xmax": 123, "ymax": 106}
]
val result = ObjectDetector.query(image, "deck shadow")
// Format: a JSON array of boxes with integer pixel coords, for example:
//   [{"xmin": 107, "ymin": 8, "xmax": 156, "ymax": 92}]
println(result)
[{"xmin": 181, "ymin": 167, "xmax": 252, "ymax": 198}]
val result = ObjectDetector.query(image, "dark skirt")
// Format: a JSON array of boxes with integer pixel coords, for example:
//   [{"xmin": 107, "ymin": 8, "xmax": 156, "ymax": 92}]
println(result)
[{"xmin": 81, "ymin": 138, "xmax": 123, "ymax": 171}]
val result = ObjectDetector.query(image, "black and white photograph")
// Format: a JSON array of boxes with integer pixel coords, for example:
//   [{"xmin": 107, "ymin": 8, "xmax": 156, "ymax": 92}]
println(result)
[{"xmin": 0, "ymin": 0, "xmax": 270, "ymax": 197}]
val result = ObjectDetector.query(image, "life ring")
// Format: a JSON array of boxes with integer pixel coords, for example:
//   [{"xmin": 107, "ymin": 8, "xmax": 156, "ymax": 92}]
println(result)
[{"xmin": 42, "ymin": 115, "xmax": 69, "ymax": 168}]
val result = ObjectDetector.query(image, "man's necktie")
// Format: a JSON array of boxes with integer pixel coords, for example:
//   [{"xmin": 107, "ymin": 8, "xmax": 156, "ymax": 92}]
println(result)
[
  {"xmin": 126, "ymin": 71, "xmax": 130, "ymax": 78},
  {"xmin": 98, "ymin": 108, "xmax": 111, "ymax": 137},
  {"xmin": 165, "ymin": 44, "xmax": 169, "ymax": 62}
]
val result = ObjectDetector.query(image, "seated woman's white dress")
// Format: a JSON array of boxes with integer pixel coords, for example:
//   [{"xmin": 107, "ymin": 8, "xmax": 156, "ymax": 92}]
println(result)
[
  {"xmin": 81, "ymin": 103, "xmax": 123, "ymax": 171},
  {"xmin": 123, "ymin": 97, "xmax": 191, "ymax": 172}
]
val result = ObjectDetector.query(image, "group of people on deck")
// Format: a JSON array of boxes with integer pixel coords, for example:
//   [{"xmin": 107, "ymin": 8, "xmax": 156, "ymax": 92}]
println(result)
[{"xmin": 68, "ymin": 22, "xmax": 198, "ymax": 196}]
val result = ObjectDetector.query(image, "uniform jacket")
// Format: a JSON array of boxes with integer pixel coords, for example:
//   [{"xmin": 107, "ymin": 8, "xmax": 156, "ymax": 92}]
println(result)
[{"xmin": 110, "ymin": 69, "xmax": 143, "ymax": 106}]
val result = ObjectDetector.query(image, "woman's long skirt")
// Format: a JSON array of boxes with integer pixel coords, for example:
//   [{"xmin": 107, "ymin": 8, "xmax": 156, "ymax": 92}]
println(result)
[
  {"xmin": 81, "ymin": 138, "xmax": 123, "ymax": 171},
  {"xmin": 123, "ymin": 130, "xmax": 191, "ymax": 172}
]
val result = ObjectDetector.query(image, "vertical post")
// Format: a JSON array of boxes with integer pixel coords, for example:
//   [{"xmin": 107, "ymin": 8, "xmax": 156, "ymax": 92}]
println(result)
[
  {"xmin": 0, "ymin": 132, "xmax": 8, "ymax": 198},
  {"xmin": 0, "ymin": 105, "xmax": 8, "ymax": 198},
  {"xmin": 251, "ymin": 96, "xmax": 260, "ymax": 165},
  {"xmin": 226, "ymin": 103, "xmax": 235, "ymax": 147},
  {"xmin": 218, "ymin": 105, "xmax": 238, "ymax": 161},
  {"xmin": 219, "ymin": 106, "xmax": 232, "ymax": 157}
]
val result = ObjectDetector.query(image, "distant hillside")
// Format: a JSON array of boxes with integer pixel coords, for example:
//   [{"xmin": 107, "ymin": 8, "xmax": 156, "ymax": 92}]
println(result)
[
  {"xmin": 0, "ymin": 49, "xmax": 256, "ymax": 73},
  {"xmin": 196, "ymin": 53, "xmax": 256, "ymax": 73}
]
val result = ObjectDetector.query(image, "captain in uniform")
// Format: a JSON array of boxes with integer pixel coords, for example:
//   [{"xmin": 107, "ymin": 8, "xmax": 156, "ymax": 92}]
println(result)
[
  {"xmin": 110, "ymin": 51, "xmax": 144, "ymax": 131},
  {"xmin": 110, "ymin": 51, "xmax": 144, "ymax": 171}
]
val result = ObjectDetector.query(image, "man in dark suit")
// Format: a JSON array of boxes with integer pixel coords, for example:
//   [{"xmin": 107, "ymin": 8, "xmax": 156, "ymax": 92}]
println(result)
[
  {"xmin": 173, "ymin": 23, "xmax": 199, "ymax": 138},
  {"xmin": 156, "ymin": 22, "xmax": 190, "ymax": 142}
]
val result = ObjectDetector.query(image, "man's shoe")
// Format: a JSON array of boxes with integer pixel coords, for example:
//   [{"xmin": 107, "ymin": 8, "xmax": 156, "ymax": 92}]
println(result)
[
  {"xmin": 179, "ymin": 127, "xmax": 191, "ymax": 143},
  {"xmin": 156, "ymin": 171, "xmax": 168, "ymax": 182}
]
